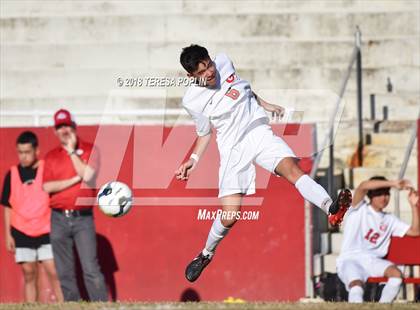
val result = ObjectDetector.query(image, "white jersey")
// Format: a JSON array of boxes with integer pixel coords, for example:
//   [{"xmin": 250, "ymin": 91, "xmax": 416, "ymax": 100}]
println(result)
[
  {"xmin": 338, "ymin": 201, "xmax": 410, "ymax": 260},
  {"xmin": 182, "ymin": 53, "xmax": 268, "ymax": 156}
]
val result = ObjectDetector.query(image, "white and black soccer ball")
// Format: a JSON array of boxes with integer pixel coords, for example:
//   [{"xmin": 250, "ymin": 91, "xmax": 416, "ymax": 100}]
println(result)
[{"xmin": 97, "ymin": 181, "xmax": 133, "ymax": 217}]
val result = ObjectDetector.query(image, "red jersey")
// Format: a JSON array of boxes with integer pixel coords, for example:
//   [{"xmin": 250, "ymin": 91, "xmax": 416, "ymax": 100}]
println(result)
[{"xmin": 43, "ymin": 139, "xmax": 99, "ymax": 210}]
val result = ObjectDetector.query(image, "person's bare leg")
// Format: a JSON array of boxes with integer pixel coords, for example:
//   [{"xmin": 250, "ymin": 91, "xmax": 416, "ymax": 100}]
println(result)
[
  {"xmin": 275, "ymin": 157, "xmax": 304, "ymax": 183},
  {"xmin": 41, "ymin": 259, "xmax": 64, "ymax": 302},
  {"xmin": 21, "ymin": 262, "xmax": 38, "ymax": 302}
]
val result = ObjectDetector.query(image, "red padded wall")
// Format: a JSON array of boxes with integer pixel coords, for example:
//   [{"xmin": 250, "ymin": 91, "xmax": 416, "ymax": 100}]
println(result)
[{"xmin": 0, "ymin": 124, "xmax": 315, "ymax": 302}]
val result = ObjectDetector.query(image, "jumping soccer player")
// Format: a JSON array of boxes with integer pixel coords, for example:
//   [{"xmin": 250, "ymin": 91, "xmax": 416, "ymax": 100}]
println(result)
[
  {"xmin": 336, "ymin": 176, "xmax": 419, "ymax": 303},
  {"xmin": 175, "ymin": 45, "xmax": 352, "ymax": 282}
]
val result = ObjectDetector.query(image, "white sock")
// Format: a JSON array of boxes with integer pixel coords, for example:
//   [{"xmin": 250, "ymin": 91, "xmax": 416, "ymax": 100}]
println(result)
[
  {"xmin": 294, "ymin": 174, "xmax": 332, "ymax": 214},
  {"xmin": 379, "ymin": 277, "xmax": 402, "ymax": 303},
  {"xmin": 348, "ymin": 285, "xmax": 364, "ymax": 303},
  {"xmin": 203, "ymin": 215, "xmax": 230, "ymax": 258}
]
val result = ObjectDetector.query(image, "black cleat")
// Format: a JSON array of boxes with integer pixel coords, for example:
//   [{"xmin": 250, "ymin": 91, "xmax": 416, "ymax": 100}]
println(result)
[
  {"xmin": 328, "ymin": 188, "xmax": 352, "ymax": 215},
  {"xmin": 185, "ymin": 252, "xmax": 212, "ymax": 282},
  {"xmin": 328, "ymin": 188, "xmax": 352, "ymax": 226}
]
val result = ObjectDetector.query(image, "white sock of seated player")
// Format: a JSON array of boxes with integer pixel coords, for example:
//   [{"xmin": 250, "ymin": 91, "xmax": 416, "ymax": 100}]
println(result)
[
  {"xmin": 379, "ymin": 277, "xmax": 402, "ymax": 303},
  {"xmin": 348, "ymin": 285, "xmax": 364, "ymax": 303},
  {"xmin": 202, "ymin": 214, "xmax": 230, "ymax": 258},
  {"xmin": 294, "ymin": 174, "xmax": 332, "ymax": 214}
]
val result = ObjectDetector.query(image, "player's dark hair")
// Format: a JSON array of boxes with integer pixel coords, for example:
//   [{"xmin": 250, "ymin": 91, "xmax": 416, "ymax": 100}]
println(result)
[
  {"xmin": 180, "ymin": 44, "xmax": 210, "ymax": 73},
  {"xmin": 369, "ymin": 176, "xmax": 387, "ymax": 181},
  {"xmin": 367, "ymin": 176, "xmax": 390, "ymax": 199},
  {"xmin": 16, "ymin": 131, "xmax": 38, "ymax": 148}
]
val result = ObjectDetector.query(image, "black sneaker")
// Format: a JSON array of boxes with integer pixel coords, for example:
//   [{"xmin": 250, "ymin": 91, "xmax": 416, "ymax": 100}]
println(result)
[{"xmin": 185, "ymin": 252, "xmax": 212, "ymax": 282}]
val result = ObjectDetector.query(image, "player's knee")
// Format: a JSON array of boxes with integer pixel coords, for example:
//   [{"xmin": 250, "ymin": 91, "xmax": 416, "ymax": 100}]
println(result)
[
  {"xmin": 221, "ymin": 218, "xmax": 237, "ymax": 228},
  {"xmin": 349, "ymin": 280, "xmax": 364, "ymax": 288},
  {"xmin": 22, "ymin": 266, "xmax": 37, "ymax": 283},
  {"xmin": 385, "ymin": 266, "xmax": 403, "ymax": 278}
]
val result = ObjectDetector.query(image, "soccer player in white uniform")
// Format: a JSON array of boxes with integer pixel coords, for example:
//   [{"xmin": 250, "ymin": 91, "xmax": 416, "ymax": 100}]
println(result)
[
  {"xmin": 175, "ymin": 45, "xmax": 352, "ymax": 282},
  {"xmin": 336, "ymin": 176, "xmax": 420, "ymax": 303}
]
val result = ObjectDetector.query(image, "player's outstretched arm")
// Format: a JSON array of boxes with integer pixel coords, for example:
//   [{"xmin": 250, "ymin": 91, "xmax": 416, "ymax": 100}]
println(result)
[
  {"xmin": 405, "ymin": 189, "xmax": 420, "ymax": 236},
  {"xmin": 253, "ymin": 92, "xmax": 285, "ymax": 121},
  {"xmin": 352, "ymin": 179, "xmax": 413, "ymax": 207},
  {"xmin": 175, "ymin": 133, "xmax": 212, "ymax": 181}
]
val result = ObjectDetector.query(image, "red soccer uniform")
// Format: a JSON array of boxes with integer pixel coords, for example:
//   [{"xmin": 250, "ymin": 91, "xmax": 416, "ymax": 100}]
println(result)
[{"xmin": 43, "ymin": 139, "xmax": 99, "ymax": 210}]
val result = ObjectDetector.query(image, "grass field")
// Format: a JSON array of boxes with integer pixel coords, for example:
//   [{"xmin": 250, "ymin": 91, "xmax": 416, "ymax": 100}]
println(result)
[{"xmin": 0, "ymin": 302, "xmax": 419, "ymax": 310}]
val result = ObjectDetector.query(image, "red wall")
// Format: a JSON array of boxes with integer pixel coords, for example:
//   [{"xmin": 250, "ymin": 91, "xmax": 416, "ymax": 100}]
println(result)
[{"xmin": 0, "ymin": 124, "xmax": 314, "ymax": 302}]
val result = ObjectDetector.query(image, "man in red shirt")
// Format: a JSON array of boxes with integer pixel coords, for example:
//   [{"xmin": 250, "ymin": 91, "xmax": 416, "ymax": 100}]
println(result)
[{"xmin": 43, "ymin": 109, "xmax": 107, "ymax": 301}]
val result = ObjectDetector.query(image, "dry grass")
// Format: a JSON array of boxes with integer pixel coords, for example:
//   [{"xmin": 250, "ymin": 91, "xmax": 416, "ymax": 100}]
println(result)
[{"xmin": 0, "ymin": 302, "xmax": 419, "ymax": 310}]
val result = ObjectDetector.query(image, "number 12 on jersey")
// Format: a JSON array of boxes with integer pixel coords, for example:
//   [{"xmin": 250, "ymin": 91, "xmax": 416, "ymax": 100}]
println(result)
[{"xmin": 365, "ymin": 229, "xmax": 380, "ymax": 244}]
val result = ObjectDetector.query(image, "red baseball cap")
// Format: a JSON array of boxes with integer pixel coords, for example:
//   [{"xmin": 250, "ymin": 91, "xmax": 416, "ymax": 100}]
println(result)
[{"xmin": 54, "ymin": 109, "xmax": 75, "ymax": 128}]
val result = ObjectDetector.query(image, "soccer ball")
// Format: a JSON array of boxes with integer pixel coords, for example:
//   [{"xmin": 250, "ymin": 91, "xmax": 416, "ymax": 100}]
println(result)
[{"xmin": 97, "ymin": 181, "xmax": 133, "ymax": 217}]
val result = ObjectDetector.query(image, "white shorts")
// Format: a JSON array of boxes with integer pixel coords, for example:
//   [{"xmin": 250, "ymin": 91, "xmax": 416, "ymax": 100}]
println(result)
[
  {"xmin": 15, "ymin": 244, "xmax": 54, "ymax": 263},
  {"xmin": 337, "ymin": 254, "xmax": 395, "ymax": 290},
  {"xmin": 218, "ymin": 124, "xmax": 296, "ymax": 198}
]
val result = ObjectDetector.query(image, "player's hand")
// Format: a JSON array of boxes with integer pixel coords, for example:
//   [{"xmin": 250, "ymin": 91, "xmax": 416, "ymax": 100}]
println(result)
[
  {"xmin": 5, "ymin": 234, "xmax": 15, "ymax": 253},
  {"xmin": 175, "ymin": 159, "xmax": 196, "ymax": 181},
  {"xmin": 262, "ymin": 103, "xmax": 285, "ymax": 122},
  {"xmin": 63, "ymin": 131, "xmax": 77, "ymax": 154},
  {"xmin": 408, "ymin": 188, "xmax": 419, "ymax": 207},
  {"xmin": 394, "ymin": 179, "xmax": 413, "ymax": 190}
]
